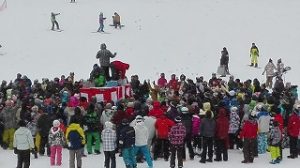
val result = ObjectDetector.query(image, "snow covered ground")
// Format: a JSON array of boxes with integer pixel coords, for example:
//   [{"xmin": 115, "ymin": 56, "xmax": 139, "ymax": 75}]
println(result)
[
  {"xmin": 0, "ymin": 147, "xmax": 300, "ymax": 168},
  {"xmin": 1, "ymin": 0, "xmax": 300, "ymax": 167}
]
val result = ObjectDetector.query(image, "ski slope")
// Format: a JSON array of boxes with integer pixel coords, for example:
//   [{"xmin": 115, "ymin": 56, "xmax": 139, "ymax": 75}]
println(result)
[{"xmin": 1, "ymin": 0, "xmax": 300, "ymax": 167}]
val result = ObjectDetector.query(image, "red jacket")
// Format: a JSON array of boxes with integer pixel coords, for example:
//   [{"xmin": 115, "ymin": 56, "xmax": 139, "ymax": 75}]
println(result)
[
  {"xmin": 111, "ymin": 60, "xmax": 130, "ymax": 79},
  {"xmin": 155, "ymin": 116, "xmax": 175, "ymax": 139},
  {"xmin": 148, "ymin": 101, "xmax": 164, "ymax": 118},
  {"xmin": 239, "ymin": 120, "xmax": 258, "ymax": 139},
  {"xmin": 287, "ymin": 112, "xmax": 300, "ymax": 137},
  {"xmin": 273, "ymin": 114, "xmax": 284, "ymax": 132},
  {"xmin": 215, "ymin": 109, "xmax": 229, "ymax": 139},
  {"xmin": 157, "ymin": 77, "xmax": 167, "ymax": 88},
  {"xmin": 168, "ymin": 79, "xmax": 179, "ymax": 91}
]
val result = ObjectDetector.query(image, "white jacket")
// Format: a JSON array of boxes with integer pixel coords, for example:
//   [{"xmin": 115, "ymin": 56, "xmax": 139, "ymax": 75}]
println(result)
[
  {"xmin": 13, "ymin": 127, "xmax": 35, "ymax": 150},
  {"xmin": 134, "ymin": 122, "xmax": 148, "ymax": 146}
]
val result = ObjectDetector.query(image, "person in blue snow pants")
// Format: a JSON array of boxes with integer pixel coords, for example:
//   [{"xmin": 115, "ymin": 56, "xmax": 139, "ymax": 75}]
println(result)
[{"xmin": 257, "ymin": 132, "xmax": 268, "ymax": 154}]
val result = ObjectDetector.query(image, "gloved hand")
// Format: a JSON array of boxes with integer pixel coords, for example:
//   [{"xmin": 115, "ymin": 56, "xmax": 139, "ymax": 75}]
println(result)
[
  {"xmin": 14, "ymin": 148, "xmax": 19, "ymax": 154},
  {"xmin": 31, "ymin": 149, "xmax": 36, "ymax": 154}
]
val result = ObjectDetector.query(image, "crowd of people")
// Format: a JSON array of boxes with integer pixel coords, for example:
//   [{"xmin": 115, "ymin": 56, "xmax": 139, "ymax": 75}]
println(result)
[{"xmin": 0, "ymin": 62, "xmax": 299, "ymax": 168}]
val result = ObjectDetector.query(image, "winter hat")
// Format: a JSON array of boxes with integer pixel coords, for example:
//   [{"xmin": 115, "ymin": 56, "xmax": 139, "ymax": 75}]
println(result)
[
  {"xmin": 229, "ymin": 90, "xmax": 236, "ymax": 97},
  {"xmin": 181, "ymin": 107, "xmax": 189, "ymax": 114},
  {"xmin": 18, "ymin": 120, "xmax": 27, "ymax": 127},
  {"xmin": 135, "ymin": 115, "xmax": 144, "ymax": 122},
  {"xmin": 53, "ymin": 120, "xmax": 60, "ymax": 128},
  {"xmin": 111, "ymin": 106, "xmax": 117, "ymax": 111},
  {"xmin": 230, "ymin": 106, "xmax": 238, "ymax": 112},
  {"xmin": 105, "ymin": 103, "xmax": 112, "ymax": 109},
  {"xmin": 105, "ymin": 121, "xmax": 113, "ymax": 129},
  {"xmin": 175, "ymin": 116, "xmax": 182, "ymax": 123}
]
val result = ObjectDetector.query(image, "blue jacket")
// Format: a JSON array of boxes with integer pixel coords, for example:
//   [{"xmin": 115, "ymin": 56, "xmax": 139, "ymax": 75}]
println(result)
[{"xmin": 119, "ymin": 125, "xmax": 135, "ymax": 148}]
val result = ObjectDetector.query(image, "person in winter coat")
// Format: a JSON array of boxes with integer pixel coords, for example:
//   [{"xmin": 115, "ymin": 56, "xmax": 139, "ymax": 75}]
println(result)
[
  {"xmin": 96, "ymin": 43, "xmax": 117, "ymax": 81},
  {"xmin": 112, "ymin": 12, "xmax": 121, "ymax": 29},
  {"xmin": 133, "ymin": 116, "xmax": 153, "ymax": 168},
  {"xmin": 119, "ymin": 119, "xmax": 136, "ymax": 168},
  {"xmin": 257, "ymin": 105, "xmax": 271, "ymax": 154},
  {"xmin": 148, "ymin": 101, "xmax": 164, "ymax": 118},
  {"xmin": 102, "ymin": 121, "xmax": 117, "ymax": 168},
  {"xmin": 287, "ymin": 104, "xmax": 300, "ymax": 159},
  {"xmin": 262, "ymin": 59, "xmax": 277, "ymax": 89},
  {"xmin": 110, "ymin": 60, "xmax": 130, "ymax": 81},
  {"xmin": 276, "ymin": 58, "xmax": 285, "ymax": 77},
  {"xmin": 180, "ymin": 107, "xmax": 194, "ymax": 160},
  {"xmin": 48, "ymin": 120, "xmax": 65, "ymax": 166},
  {"xmin": 66, "ymin": 118, "xmax": 86, "ymax": 168},
  {"xmin": 157, "ymin": 73, "xmax": 168, "ymax": 88},
  {"xmin": 83, "ymin": 103, "xmax": 101, "ymax": 154},
  {"xmin": 215, "ymin": 108, "xmax": 229, "ymax": 161},
  {"xmin": 153, "ymin": 114, "xmax": 175, "ymax": 160},
  {"xmin": 37, "ymin": 110, "xmax": 52, "ymax": 156},
  {"xmin": 166, "ymin": 100, "xmax": 180, "ymax": 121},
  {"xmin": 239, "ymin": 114, "xmax": 258, "ymax": 163},
  {"xmin": 97, "ymin": 12, "xmax": 106, "ymax": 32},
  {"xmin": 191, "ymin": 113, "xmax": 201, "ymax": 155},
  {"xmin": 0, "ymin": 100, "xmax": 17, "ymax": 149},
  {"xmin": 168, "ymin": 116, "xmax": 186, "ymax": 168},
  {"xmin": 228, "ymin": 106, "xmax": 241, "ymax": 149},
  {"xmin": 269, "ymin": 121, "xmax": 282, "ymax": 164},
  {"xmin": 50, "ymin": 12, "xmax": 60, "ymax": 30},
  {"xmin": 100, "ymin": 103, "xmax": 115, "ymax": 127},
  {"xmin": 199, "ymin": 110, "xmax": 216, "ymax": 163},
  {"xmin": 13, "ymin": 120, "xmax": 35, "ymax": 168},
  {"xmin": 250, "ymin": 43, "xmax": 259, "ymax": 67},
  {"xmin": 219, "ymin": 47, "xmax": 230, "ymax": 77}
]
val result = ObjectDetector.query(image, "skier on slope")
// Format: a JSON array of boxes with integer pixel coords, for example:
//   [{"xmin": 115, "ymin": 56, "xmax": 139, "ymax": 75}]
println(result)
[
  {"xmin": 97, "ymin": 12, "xmax": 106, "ymax": 32},
  {"xmin": 51, "ymin": 12, "xmax": 60, "ymax": 30},
  {"xmin": 250, "ymin": 43, "xmax": 259, "ymax": 67}
]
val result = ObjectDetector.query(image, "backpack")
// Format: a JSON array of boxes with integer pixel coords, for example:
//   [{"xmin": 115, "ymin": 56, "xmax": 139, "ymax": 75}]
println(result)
[{"xmin": 68, "ymin": 130, "xmax": 83, "ymax": 150}]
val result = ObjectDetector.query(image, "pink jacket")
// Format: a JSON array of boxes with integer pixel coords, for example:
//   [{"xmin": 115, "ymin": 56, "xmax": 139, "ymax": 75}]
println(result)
[{"xmin": 192, "ymin": 114, "xmax": 201, "ymax": 136}]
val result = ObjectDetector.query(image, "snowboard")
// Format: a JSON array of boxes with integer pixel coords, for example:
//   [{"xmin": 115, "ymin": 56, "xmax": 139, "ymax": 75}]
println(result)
[
  {"xmin": 91, "ymin": 31, "xmax": 110, "ymax": 34},
  {"xmin": 51, "ymin": 29, "xmax": 64, "ymax": 32},
  {"xmin": 109, "ymin": 24, "xmax": 125, "ymax": 27}
]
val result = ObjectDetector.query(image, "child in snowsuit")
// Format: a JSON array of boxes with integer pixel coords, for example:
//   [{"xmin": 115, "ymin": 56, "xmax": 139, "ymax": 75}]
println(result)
[
  {"xmin": 269, "ymin": 121, "xmax": 282, "ymax": 164},
  {"xmin": 250, "ymin": 43, "xmax": 259, "ymax": 67},
  {"xmin": 239, "ymin": 114, "xmax": 258, "ymax": 163},
  {"xmin": 48, "ymin": 120, "xmax": 65, "ymax": 166},
  {"xmin": 168, "ymin": 116, "xmax": 186, "ymax": 168}
]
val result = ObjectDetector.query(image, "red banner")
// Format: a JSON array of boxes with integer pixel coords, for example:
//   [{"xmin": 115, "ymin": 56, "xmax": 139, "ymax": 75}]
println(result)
[{"xmin": 80, "ymin": 85, "xmax": 131, "ymax": 103}]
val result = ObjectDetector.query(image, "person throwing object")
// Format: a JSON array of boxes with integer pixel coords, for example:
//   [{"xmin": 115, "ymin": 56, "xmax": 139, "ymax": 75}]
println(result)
[{"xmin": 51, "ymin": 12, "xmax": 60, "ymax": 30}]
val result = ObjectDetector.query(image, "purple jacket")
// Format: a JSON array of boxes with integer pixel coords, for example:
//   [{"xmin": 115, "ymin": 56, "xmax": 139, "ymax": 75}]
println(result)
[{"xmin": 168, "ymin": 123, "xmax": 186, "ymax": 145}]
